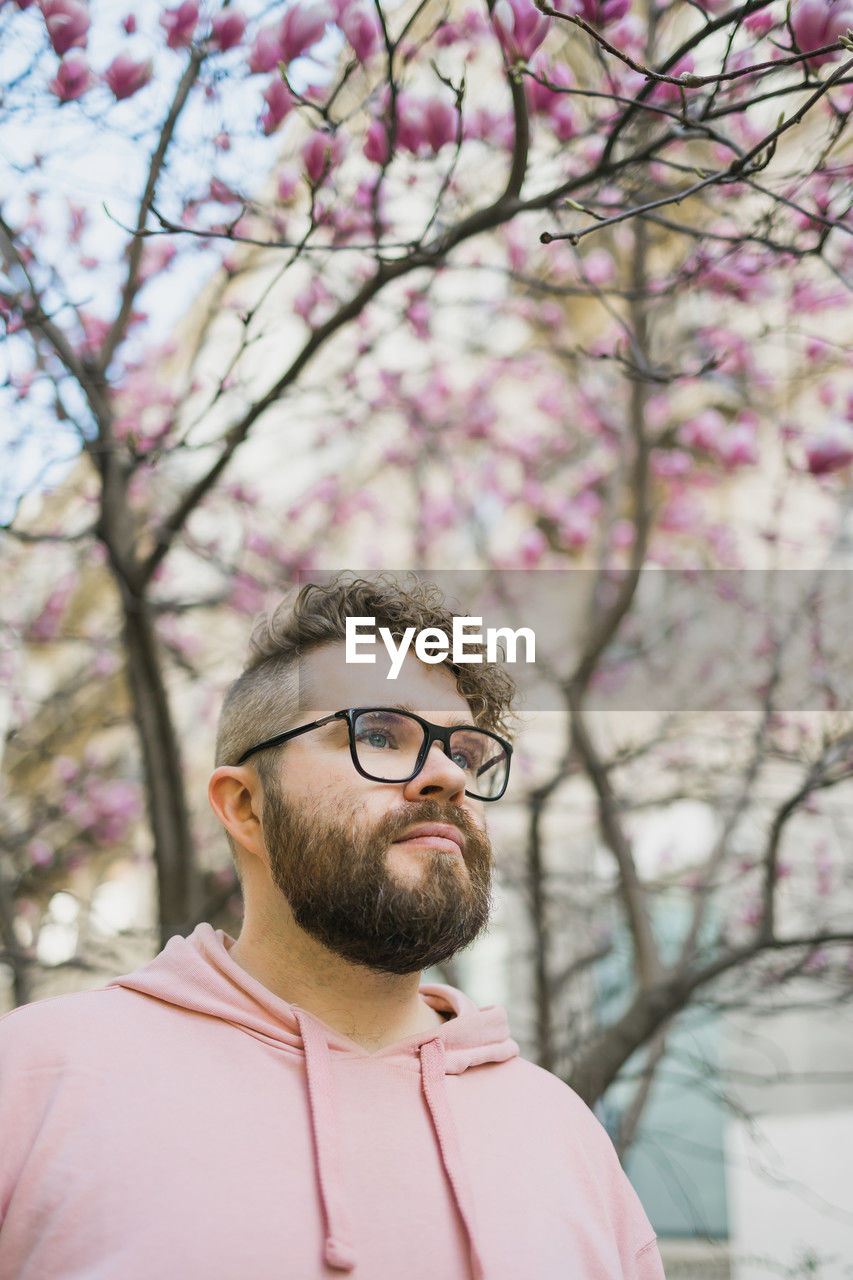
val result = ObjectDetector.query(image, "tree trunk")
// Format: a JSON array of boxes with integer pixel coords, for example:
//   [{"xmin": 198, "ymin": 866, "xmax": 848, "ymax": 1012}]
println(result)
[
  {"xmin": 0, "ymin": 866, "xmax": 31, "ymax": 1007},
  {"xmin": 120, "ymin": 584, "xmax": 200, "ymax": 947}
]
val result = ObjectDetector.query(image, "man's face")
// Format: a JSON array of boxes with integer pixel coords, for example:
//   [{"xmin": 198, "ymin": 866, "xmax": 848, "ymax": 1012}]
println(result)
[{"xmin": 258, "ymin": 642, "xmax": 493, "ymax": 975}]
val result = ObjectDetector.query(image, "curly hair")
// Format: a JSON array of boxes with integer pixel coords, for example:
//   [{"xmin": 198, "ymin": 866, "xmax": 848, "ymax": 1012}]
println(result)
[{"xmin": 215, "ymin": 573, "xmax": 517, "ymax": 772}]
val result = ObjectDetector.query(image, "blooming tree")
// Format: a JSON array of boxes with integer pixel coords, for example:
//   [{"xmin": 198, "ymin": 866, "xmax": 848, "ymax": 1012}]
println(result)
[{"xmin": 2, "ymin": 1, "xmax": 853, "ymax": 1190}]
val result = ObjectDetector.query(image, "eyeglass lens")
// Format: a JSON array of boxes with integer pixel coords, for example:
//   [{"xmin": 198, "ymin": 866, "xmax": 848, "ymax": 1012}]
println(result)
[{"xmin": 352, "ymin": 710, "xmax": 508, "ymax": 799}]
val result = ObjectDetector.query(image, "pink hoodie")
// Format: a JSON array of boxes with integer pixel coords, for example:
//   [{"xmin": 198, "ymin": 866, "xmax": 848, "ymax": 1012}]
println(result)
[{"xmin": 0, "ymin": 924, "xmax": 664, "ymax": 1279}]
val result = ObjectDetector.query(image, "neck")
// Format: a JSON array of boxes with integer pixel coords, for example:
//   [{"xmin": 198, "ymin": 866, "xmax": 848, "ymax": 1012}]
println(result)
[{"xmin": 228, "ymin": 907, "xmax": 446, "ymax": 1053}]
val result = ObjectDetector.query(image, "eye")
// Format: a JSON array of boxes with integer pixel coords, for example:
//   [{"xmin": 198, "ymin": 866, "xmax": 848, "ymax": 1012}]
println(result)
[
  {"xmin": 354, "ymin": 716, "xmax": 401, "ymax": 750},
  {"xmin": 450, "ymin": 748, "xmax": 474, "ymax": 771}
]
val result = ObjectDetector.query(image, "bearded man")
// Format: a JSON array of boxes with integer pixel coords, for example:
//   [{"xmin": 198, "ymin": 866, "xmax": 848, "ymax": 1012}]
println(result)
[{"xmin": 0, "ymin": 576, "xmax": 665, "ymax": 1280}]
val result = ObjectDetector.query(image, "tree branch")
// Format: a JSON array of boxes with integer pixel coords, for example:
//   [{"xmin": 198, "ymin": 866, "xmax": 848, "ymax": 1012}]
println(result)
[{"xmin": 96, "ymin": 48, "xmax": 206, "ymax": 375}]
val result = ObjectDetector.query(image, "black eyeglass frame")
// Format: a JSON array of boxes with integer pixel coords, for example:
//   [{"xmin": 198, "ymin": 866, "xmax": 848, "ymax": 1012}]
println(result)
[{"xmin": 235, "ymin": 706, "xmax": 513, "ymax": 801}]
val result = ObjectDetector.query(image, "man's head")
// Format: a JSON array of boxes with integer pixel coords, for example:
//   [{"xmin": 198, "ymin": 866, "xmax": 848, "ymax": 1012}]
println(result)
[{"xmin": 209, "ymin": 575, "xmax": 516, "ymax": 974}]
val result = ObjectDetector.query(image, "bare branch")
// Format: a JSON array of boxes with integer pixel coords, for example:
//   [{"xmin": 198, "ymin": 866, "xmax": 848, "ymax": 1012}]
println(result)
[{"xmin": 96, "ymin": 48, "xmax": 206, "ymax": 375}]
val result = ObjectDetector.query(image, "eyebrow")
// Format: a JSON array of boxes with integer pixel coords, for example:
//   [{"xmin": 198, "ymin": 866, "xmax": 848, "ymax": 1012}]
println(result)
[{"xmin": 392, "ymin": 701, "xmax": 471, "ymax": 728}]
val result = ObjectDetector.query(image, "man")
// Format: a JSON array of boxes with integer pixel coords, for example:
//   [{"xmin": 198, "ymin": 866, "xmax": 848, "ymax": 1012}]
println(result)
[{"xmin": 0, "ymin": 576, "xmax": 665, "ymax": 1279}]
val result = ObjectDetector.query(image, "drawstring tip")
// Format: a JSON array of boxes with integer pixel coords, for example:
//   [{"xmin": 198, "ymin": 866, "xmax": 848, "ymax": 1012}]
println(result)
[{"xmin": 324, "ymin": 1236, "xmax": 357, "ymax": 1272}]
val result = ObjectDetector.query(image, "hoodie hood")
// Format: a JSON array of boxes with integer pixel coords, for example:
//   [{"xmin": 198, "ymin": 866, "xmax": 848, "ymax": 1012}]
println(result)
[{"xmin": 110, "ymin": 924, "xmax": 519, "ymax": 1277}]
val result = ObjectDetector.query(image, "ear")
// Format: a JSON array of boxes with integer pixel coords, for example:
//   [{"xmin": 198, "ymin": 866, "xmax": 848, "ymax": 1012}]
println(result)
[{"xmin": 208, "ymin": 766, "xmax": 266, "ymax": 860}]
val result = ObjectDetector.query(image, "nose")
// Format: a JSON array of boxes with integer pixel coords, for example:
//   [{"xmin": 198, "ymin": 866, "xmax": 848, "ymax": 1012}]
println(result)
[{"xmin": 402, "ymin": 740, "xmax": 467, "ymax": 803}]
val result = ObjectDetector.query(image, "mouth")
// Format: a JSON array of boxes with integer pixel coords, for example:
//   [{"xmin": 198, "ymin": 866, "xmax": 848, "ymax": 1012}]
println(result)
[{"xmin": 391, "ymin": 822, "xmax": 465, "ymax": 856}]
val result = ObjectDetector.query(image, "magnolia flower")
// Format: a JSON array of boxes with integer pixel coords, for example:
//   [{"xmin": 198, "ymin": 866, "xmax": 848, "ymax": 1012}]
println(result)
[
  {"xmin": 804, "ymin": 422, "xmax": 853, "ymax": 475},
  {"xmin": 492, "ymin": 0, "xmax": 550, "ymax": 62},
  {"xmin": 575, "ymin": 0, "xmax": 631, "ymax": 26},
  {"xmin": 363, "ymin": 118, "xmax": 389, "ymax": 165},
  {"xmin": 422, "ymin": 97, "xmax": 457, "ymax": 152},
  {"xmin": 279, "ymin": 2, "xmax": 329, "ymax": 63},
  {"xmin": 791, "ymin": 0, "xmax": 853, "ymax": 64},
  {"xmin": 394, "ymin": 93, "xmax": 457, "ymax": 155},
  {"xmin": 160, "ymin": 0, "xmax": 198, "ymax": 49},
  {"xmin": 41, "ymin": 0, "xmax": 90, "ymax": 56},
  {"xmin": 261, "ymin": 77, "xmax": 293, "ymax": 133},
  {"xmin": 301, "ymin": 130, "xmax": 344, "ymax": 184},
  {"xmin": 338, "ymin": 3, "xmax": 380, "ymax": 61},
  {"xmin": 210, "ymin": 8, "xmax": 246, "ymax": 51},
  {"xmin": 104, "ymin": 53, "xmax": 153, "ymax": 100},
  {"xmin": 49, "ymin": 48, "xmax": 94, "ymax": 101},
  {"xmin": 248, "ymin": 24, "xmax": 281, "ymax": 72}
]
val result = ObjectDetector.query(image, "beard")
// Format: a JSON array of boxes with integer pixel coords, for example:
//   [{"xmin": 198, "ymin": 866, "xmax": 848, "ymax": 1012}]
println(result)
[{"xmin": 261, "ymin": 785, "xmax": 493, "ymax": 975}]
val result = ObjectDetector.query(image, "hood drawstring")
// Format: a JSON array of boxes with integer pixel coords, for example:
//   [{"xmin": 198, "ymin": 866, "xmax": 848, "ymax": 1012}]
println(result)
[
  {"xmin": 295, "ymin": 1010, "xmax": 486, "ymax": 1279},
  {"xmin": 294, "ymin": 1010, "xmax": 358, "ymax": 1273},
  {"xmin": 420, "ymin": 1037, "xmax": 486, "ymax": 1280}
]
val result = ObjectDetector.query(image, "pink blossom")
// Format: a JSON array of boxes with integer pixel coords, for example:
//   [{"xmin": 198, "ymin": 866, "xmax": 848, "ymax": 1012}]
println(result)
[
  {"xmin": 28, "ymin": 578, "xmax": 74, "ymax": 641},
  {"xmin": 67, "ymin": 201, "xmax": 86, "ymax": 242},
  {"xmin": 582, "ymin": 247, "xmax": 615, "ymax": 285},
  {"xmin": 610, "ymin": 518, "xmax": 635, "ymax": 549},
  {"xmin": 550, "ymin": 96, "xmax": 577, "ymax": 141},
  {"xmin": 559, "ymin": 506, "xmax": 593, "ymax": 548},
  {"xmin": 41, "ymin": 0, "xmax": 90, "ymax": 56},
  {"xmin": 658, "ymin": 494, "xmax": 699, "ymax": 534},
  {"xmin": 104, "ymin": 53, "xmax": 153, "ymax": 100},
  {"xmin": 122, "ymin": 13, "xmax": 136, "ymax": 33},
  {"xmin": 279, "ymin": 2, "xmax": 329, "ymax": 63},
  {"xmin": 301, "ymin": 130, "xmax": 343, "ymax": 183},
  {"xmin": 423, "ymin": 97, "xmax": 457, "ymax": 151},
  {"xmin": 518, "ymin": 527, "xmax": 548, "ymax": 567},
  {"xmin": 791, "ymin": 0, "xmax": 853, "ymax": 65},
  {"xmin": 339, "ymin": 3, "xmax": 380, "ymax": 61},
  {"xmin": 27, "ymin": 839, "xmax": 53, "ymax": 868},
  {"xmin": 49, "ymin": 49, "xmax": 94, "ymax": 101},
  {"xmin": 87, "ymin": 778, "xmax": 141, "ymax": 843},
  {"xmin": 92, "ymin": 651, "xmax": 117, "ymax": 676},
  {"xmin": 718, "ymin": 423, "xmax": 758, "ymax": 468},
  {"xmin": 364, "ymin": 118, "xmax": 389, "ymax": 164},
  {"xmin": 160, "ymin": 0, "xmax": 198, "ymax": 48},
  {"xmin": 652, "ymin": 450, "xmax": 692, "ymax": 479},
  {"xmin": 745, "ymin": 9, "xmax": 777, "ymax": 37},
  {"xmin": 248, "ymin": 23, "xmax": 281, "ymax": 72},
  {"xmin": 525, "ymin": 55, "xmax": 574, "ymax": 115},
  {"xmin": 464, "ymin": 106, "xmax": 515, "ymax": 148},
  {"xmin": 420, "ymin": 495, "xmax": 458, "ymax": 533},
  {"xmin": 575, "ymin": 0, "xmax": 631, "ymax": 26},
  {"xmin": 405, "ymin": 292, "xmax": 430, "ymax": 339},
  {"xmin": 394, "ymin": 93, "xmax": 457, "ymax": 154},
  {"xmin": 805, "ymin": 422, "xmax": 853, "ymax": 475},
  {"xmin": 395, "ymin": 94, "xmax": 427, "ymax": 153},
  {"xmin": 650, "ymin": 54, "xmax": 695, "ymax": 102},
  {"xmin": 210, "ymin": 8, "xmax": 246, "ymax": 50},
  {"xmin": 492, "ymin": 0, "xmax": 551, "ymax": 62},
  {"xmin": 53, "ymin": 755, "xmax": 79, "ymax": 783},
  {"xmin": 138, "ymin": 238, "xmax": 177, "ymax": 284},
  {"xmin": 261, "ymin": 76, "xmax": 293, "ymax": 133},
  {"xmin": 293, "ymin": 276, "xmax": 333, "ymax": 324},
  {"xmin": 277, "ymin": 167, "xmax": 299, "ymax": 201}
]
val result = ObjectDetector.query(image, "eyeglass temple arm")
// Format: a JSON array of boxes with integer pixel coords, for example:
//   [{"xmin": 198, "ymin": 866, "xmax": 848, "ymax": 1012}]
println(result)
[{"xmin": 236, "ymin": 711, "xmax": 344, "ymax": 765}]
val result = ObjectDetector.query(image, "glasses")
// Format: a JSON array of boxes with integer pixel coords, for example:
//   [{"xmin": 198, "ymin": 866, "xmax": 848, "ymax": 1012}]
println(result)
[{"xmin": 236, "ymin": 707, "xmax": 512, "ymax": 801}]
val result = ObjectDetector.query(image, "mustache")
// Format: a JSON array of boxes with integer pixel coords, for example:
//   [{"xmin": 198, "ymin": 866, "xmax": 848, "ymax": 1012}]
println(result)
[{"xmin": 368, "ymin": 799, "xmax": 486, "ymax": 856}]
